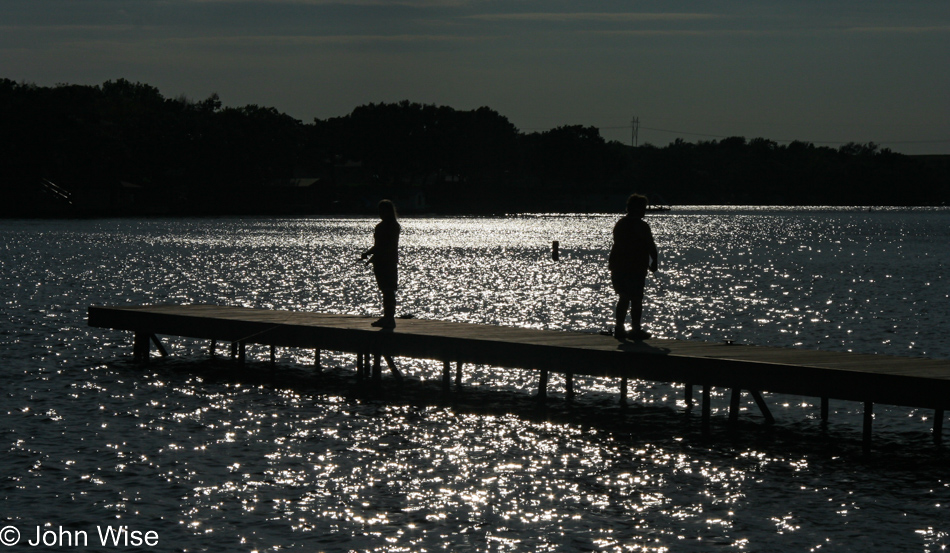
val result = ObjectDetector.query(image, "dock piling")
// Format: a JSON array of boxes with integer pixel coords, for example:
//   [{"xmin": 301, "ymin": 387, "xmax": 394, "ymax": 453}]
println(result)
[
  {"xmin": 385, "ymin": 356, "xmax": 402, "ymax": 382},
  {"xmin": 442, "ymin": 360, "xmax": 451, "ymax": 393},
  {"xmin": 133, "ymin": 332, "xmax": 150, "ymax": 361},
  {"xmin": 729, "ymin": 388, "xmax": 741, "ymax": 424},
  {"xmin": 132, "ymin": 332, "xmax": 167, "ymax": 361},
  {"xmin": 749, "ymin": 391, "xmax": 775, "ymax": 424},
  {"xmin": 934, "ymin": 409, "xmax": 944, "ymax": 445},
  {"xmin": 372, "ymin": 353, "xmax": 382, "ymax": 384},
  {"xmin": 701, "ymin": 384, "xmax": 712, "ymax": 436},
  {"xmin": 150, "ymin": 335, "xmax": 168, "ymax": 357},
  {"xmin": 863, "ymin": 402, "xmax": 874, "ymax": 453}
]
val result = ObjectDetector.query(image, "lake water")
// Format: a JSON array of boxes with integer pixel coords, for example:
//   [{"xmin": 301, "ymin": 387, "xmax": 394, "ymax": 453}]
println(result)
[{"xmin": 1, "ymin": 208, "xmax": 948, "ymax": 552}]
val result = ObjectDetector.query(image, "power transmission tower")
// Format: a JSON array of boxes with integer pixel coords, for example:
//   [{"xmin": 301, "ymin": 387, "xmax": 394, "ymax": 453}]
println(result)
[{"xmin": 631, "ymin": 116, "xmax": 640, "ymax": 147}]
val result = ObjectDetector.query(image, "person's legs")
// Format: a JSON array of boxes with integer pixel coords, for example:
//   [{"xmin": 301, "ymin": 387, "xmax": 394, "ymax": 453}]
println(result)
[
  {"xmin": 614, "ymin": 295, "xmax": 630, "ymax": 339},
  {"xmin": 611, "ymin": 271, "xmax": 632, "ymax": 339},
  {"xmin": 370, "ymin": 288, "xmax": 396, "ymax": 328},
  {"xmin": 372, "ymin": 265, "xmax": 398, "ymax": 328},
  {"xmin": 629, "ymin": 273, "xmax": 648, "ymax": 339},
  {"xmin": 382, "ymin": 290, "xmax": 396, "ymax": 321}
]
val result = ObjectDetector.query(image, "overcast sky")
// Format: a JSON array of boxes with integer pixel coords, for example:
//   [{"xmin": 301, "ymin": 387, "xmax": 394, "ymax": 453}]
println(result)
[{"xmin": 3, "ymin": 0, "xmax": 949, "ymax": 154}]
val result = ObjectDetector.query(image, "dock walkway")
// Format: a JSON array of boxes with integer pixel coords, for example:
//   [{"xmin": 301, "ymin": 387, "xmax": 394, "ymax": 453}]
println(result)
[{"xmin": 87, "ymin": 304, "xmax": 950, "ymax": 448}]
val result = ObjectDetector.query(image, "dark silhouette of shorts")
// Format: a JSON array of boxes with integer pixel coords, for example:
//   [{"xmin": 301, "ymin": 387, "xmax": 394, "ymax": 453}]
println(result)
[
  {"xmin": 611, "ymin": 271, "xmax": 646, "ymax": 299},
  {"xmin": 374, "ymin": 266, "xmax": 398, "ymax": 293}
]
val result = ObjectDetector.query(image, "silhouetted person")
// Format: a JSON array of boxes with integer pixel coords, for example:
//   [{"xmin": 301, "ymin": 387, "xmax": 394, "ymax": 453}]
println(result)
[
  {"xmin": 361, "ymin": 199, "xmax": 400, "ymax": 329},
  {"xmin": 609, "ymin": 194, "xmax": 659, "ymax": 340}
]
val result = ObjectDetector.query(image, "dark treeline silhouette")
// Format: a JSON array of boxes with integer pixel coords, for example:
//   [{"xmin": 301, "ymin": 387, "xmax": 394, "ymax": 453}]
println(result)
[{"xmin": 2, "ymin": 79, "xmax": 947, "ymax": 217}]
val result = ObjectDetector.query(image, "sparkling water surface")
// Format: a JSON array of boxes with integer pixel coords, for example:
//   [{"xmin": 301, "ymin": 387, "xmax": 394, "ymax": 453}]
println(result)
[{"xmin": 2, "ymin": 208, "xmax": 949, "ymax": 552}]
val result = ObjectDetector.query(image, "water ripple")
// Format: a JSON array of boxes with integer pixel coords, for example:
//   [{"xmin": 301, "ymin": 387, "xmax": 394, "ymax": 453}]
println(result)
[{"xmin": 1, "ymin": 210, "xmax": 948, "ymax": 551}]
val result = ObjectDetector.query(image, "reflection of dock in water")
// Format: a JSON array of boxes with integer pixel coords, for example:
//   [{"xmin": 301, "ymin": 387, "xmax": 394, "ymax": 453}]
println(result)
[{"xmin": 88, "ymin": 304, "xmax": 950, "ymax": 450}]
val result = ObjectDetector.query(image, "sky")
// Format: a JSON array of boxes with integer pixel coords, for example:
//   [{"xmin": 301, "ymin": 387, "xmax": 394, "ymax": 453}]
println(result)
[{"xmin": 3, "ymin": 0, "xmax": 949, "ymax": 154}]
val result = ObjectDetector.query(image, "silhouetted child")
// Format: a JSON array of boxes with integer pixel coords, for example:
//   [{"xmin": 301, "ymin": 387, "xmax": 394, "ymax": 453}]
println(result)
[
  {"xmin": 609, "ymin": 194, "xmax": 659, "ymax": 340},
  {"xmin": 361, "ymin": 199, "xmax": 401, "ymax": 329}
]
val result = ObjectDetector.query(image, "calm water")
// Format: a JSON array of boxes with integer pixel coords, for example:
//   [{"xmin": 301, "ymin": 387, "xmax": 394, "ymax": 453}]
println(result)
[{"xmin": 1, "ymin": 208, "xmax": 949, "ymax": 552}]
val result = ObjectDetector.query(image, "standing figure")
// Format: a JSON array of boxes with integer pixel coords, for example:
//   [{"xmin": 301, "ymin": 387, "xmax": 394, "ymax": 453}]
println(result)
[
  {"xmin": 609, "ymin": 194, "xmax": 659, "ymax": 340},
  {"xmin": 361, "ymin": 199, "xmax": 401, "ymax": 329}
]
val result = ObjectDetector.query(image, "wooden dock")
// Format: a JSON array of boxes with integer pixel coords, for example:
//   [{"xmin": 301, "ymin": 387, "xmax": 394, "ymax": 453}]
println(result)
[{"xmin": 87, "ymin": 304, "xmax": 950, "ymax": 448}]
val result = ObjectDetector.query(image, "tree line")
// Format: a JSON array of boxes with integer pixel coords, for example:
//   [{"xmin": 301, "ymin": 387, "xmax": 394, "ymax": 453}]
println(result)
[{"xmin": 1, "ymin": 78, "xmax": 946, "ymax": 216}]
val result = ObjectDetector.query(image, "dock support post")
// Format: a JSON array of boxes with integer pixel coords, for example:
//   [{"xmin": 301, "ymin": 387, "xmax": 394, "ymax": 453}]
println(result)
[
  {"xmin": 442, "ymin": 360, "xmax": 451, "ymax": 394},
  {"xmin": 537, "ymin": 368, "xmax": 548, "ymax": 401},
  {"xmin": 619, "ymin": 377, "xmax": 628, "ymax": 406},
  {"xmin": 729, "ymin": 388, "xmax": 741, "ymax": 424},
  {"xmin": 684, "ymin": 383, "xmax": 694, "ymax": 411},
  {"xmin": 150, "ymin": 335, "xmax": 168, "ymax": 357},
  {"xmin": 314, "ymin": 349, "xmax": 322, "ymax": 373},
  {"xmin": 863, "ymin": 401, "xmax": 873, "ymax": 453},
  {"xmin": 455, "ymin": 361, "xmax": 463, "ymax": 387},
  {"xmin": 566, "ymin": 372, "xmax": 574, "ymax": 402},
  {"xmin": 701, "ymin": 384, "xmax": 711, "ymax": 436},
  {"xmin": 356, "ymin": 352, "xmax": 365, "ymax": 379},
  {"xmin": 372, "ymin": 353, "xmax": 382, "ymax": 384},
  {"xmin": 270, "ymin": 345, "xmax": 276, "ymax": 365},
  {"xmin": 238, "ymin": 341, "xmax": 246, "ymax": 365},
  {"xmin": 385, "ymin": 356, "xmax": 402, "ymax": 382},
  {"xmin": 210, "ymin": 340, "xmax": 217, "ymax": 358},
  {"xmin": 934, "ymin": 409, "xmax": 944, "ymax": 445},
  {"xmin": 749, "ymin": 391, "xmax": 775, "ymax": 425},
  {"xmin": 133, "ymin": 332, "xmax": 150, "ymax": 361},
  {"xmin": 821, "ymin": 397, "xmax": 829, "ymax": 423},
  {"xmin": 231, "ymin": 341, "xmax": 237, "ymax": 360}
]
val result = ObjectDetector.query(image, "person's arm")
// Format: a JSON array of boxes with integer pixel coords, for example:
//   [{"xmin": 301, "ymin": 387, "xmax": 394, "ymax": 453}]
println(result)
[{"xmin": 361, "ymin": 226, "xmax": 378, "ymax": 260}]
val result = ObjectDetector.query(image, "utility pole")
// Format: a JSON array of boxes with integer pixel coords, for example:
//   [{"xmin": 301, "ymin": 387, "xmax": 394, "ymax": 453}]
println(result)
[{"xmin": 631, "ymin": 116, "xmax": 640, "ymax": 147}]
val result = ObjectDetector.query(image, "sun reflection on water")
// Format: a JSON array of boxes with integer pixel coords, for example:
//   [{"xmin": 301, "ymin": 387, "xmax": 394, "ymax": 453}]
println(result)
[{"xmin": 1, "ymin": 211, "xmax": 949, "ymax": 551}]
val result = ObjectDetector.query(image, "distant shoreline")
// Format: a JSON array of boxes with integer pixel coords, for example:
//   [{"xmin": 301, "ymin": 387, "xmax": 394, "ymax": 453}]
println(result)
[{"xmin": 4, "ymin": 81, "xmax": 948, "ymax": 217}]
